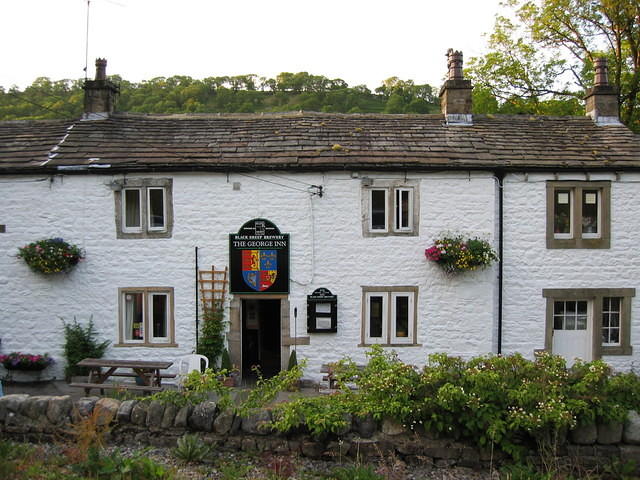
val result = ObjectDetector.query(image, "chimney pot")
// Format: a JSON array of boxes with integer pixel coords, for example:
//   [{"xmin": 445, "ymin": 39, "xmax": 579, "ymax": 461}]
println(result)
[
  {"xmin": 95, "ymin": 58, "xmax": 107, "ymax": 81},
  {"xmin": 439, "ymin": 49, "xmax": 473, "ymax": 123},
  {"xmin": 82, "ymin": 58, "xmax": 119, "ymax": 119},
  {"xmin": 593, "ymin": 57, "xmax": 609, "ymax": 87},
  {"xmin": 585, "ymin": 57, "xmax": 620, "ymax": 125},
  {"xmin": 447, "ymin": 49, "xmax": 464, "ymax": 81}
]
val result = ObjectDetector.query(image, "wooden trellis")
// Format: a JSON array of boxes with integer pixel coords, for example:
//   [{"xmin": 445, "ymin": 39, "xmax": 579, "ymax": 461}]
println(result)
[{"xmin": 198, "ymin": 265, "xmax": 228, "ymax": 312}]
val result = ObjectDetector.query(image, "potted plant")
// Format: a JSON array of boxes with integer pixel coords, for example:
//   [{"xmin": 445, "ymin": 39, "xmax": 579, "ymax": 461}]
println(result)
[
  {"xmin": 425, "ymin": 234, "xmax": 498, "ymax": 275},
  {"xmin": 219, "ymin": 348, "xmax": 237, "ymax": 387},
  {"xmin": 0, "ymin": 352, "xmax": 54, "ymax": 371},
  {"xmin": 17, "ymin": 237, "xmax": 84, "ymax": 274}
]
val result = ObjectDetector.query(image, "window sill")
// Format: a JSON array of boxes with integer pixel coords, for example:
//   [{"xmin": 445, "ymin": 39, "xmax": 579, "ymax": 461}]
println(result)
[
  {"xmin": 358, "ymin": 343, "xmax": 422, "ymax": 348},
  {"xmin": 601, "ymin": 345, "xmax": 633, "ymax": 356},
  {"xmin": 114, "ymin": 343, "xmax": 178, "ymax": 348}
]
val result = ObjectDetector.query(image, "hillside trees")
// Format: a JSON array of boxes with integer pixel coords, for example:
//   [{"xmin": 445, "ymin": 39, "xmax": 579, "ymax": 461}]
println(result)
[{"xmin": 0, "ymin": 72, "xmax": 440, "ymax": 120}]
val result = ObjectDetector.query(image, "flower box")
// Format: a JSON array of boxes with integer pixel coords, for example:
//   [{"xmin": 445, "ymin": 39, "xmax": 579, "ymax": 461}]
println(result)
[
  {"xmin": 0, "ymin": 352, "xmax": 54, "ymax": 371},
  {"xmin": 17, "ymin": 237, "xmax": 84, "ymax": 274},
  {"xmin": 425, "ymin": 235, "xmax": 498, "ymax": 275}
]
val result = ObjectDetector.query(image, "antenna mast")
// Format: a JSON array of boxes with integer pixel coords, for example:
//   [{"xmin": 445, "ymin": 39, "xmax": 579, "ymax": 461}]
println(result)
[{"xmin": 84, "ymin": 0, "xmax": 91, "ymax": 80}]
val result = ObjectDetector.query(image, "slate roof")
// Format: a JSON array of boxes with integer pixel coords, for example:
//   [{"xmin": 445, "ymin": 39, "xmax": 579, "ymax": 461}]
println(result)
[{"xmin": 1, "ymin": 112, "xmax": 639, "ymax": 173}]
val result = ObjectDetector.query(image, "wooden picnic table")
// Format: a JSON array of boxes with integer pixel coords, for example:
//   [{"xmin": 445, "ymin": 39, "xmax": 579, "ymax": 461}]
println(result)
[{"xmin": 69, "ymin": 358, "xmax": 174, "ymax": 395}]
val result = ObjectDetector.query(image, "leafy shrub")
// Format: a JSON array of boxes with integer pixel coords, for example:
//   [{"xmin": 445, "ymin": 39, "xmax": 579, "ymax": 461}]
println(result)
[
  {"xmin": 197, "ymin": 308, "xmax": 226, "ymax": 368},
  {"xmin": 72, "ymin": 446, "xmax": 176, "ymax": 479},
  {"xmin": 268, "ymin": 347, "xmax": 640, "ymax": 462},
  {"xmin": 235, "ymin": 360, "xmax": 306, "ymax": 417},
  {"xmin": 220, "ymin": 347, "xmax": 232, "ymax": 371},
  {"xmin": 173, "ymin": 434, "xmax": 210, "ymax": 463},
  {"xmin": 61, "ymin": 316, "xmax": 110, "ymax": 380},
  {"xmin": 329, "ymin": 465, "xmax": 383, "ymax": 480}
]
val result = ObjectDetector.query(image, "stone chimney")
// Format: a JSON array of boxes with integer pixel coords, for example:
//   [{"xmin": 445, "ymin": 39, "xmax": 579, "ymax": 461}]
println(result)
[
  {"xmin": 82, "ymin": 58, "xmax": 119, "ymax": 120},
  {"xmin": 584, "ymin": 57, "xmax": 620, "ymax": 125},
  {"xmin": 439, "ymin": 49, "xmax": 473, "ymax": 125}
]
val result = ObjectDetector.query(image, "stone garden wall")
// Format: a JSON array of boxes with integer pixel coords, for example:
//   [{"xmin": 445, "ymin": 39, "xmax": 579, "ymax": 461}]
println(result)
[{"xmin": 2, "ymin": 394, "xmax": 640, "ymax": 472}]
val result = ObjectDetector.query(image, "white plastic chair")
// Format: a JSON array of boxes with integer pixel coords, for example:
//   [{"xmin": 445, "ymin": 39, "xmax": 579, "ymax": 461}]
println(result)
[{"xmin": 175, "ymin": 354, "xmax": 209, "ymax": 388}]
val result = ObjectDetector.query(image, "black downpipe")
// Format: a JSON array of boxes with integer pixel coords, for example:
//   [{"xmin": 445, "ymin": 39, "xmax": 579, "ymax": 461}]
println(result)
[
  {"xmin": 195, "ymin": 246, "xmax": 199, "ymax": 353},
  {"xmin": 497, "ymin": 171, "xmax": 504, "ymax": 354}
]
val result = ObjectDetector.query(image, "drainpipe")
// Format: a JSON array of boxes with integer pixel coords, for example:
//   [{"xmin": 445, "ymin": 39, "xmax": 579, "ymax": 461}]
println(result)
[
  {"xmin": 195, "ymin": 246, "xmax": 199, "ymax": 352},
  {"xmin": 496, "ymin": 171, "xmax": 505, "ymax": 354}
]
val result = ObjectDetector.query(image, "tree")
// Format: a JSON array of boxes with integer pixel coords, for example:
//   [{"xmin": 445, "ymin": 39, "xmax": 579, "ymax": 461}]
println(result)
[{"xmin": 468, "ymin": 0, "xmax": 640, "ymax": 130}]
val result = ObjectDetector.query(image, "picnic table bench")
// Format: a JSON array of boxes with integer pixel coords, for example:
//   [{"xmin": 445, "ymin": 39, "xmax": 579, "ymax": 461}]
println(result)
[
  {"xmin": 321, "ymin": 363, "xmax": 364, "ymax": 390},
  {"xmin": 69, "ymin": 358, "xmax": 175, "ymax": 395}
]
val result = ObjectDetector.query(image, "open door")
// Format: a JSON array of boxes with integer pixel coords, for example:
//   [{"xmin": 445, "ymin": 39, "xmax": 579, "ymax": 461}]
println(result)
[{"xmin": 242, "ymin": 299, "xmax": 281, "ymax": 378}]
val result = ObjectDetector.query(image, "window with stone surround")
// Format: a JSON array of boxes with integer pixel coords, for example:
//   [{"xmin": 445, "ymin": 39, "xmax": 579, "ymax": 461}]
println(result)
[
  {"xmin": 362, "ymin": 179, "xmax": 419, "ymax": 236},
  {"xmin": 546, "ymin": 181, "xmax": 610, "ymax": 249},
  {"xmin": 117, "ymin": 287, "xmax": 176, "ymax": 347},
  {"xmin": 543, "ymin": 288, "xmax": 634, "ymax": 358},
  {"xmin": 114, "ymin": 178, "xmax": 173, "ymax": 239},
  {"xmin": 361, "ymin": 286, "xmax": 418, "ymax": 346}
]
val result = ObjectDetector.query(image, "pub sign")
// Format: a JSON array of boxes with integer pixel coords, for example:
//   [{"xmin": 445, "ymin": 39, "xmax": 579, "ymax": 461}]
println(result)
[{"xmin": 230, "ymin": 218, "xmax": 290, "ymax": 293}]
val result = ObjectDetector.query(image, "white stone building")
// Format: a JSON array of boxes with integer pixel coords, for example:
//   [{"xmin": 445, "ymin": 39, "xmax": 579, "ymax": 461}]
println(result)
[{"xmin": 1, "ymin": 54, "xmax": 639, "ymax": 382}]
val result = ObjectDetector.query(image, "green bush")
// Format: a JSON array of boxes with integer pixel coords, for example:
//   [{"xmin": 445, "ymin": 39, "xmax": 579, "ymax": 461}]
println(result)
[
  {"xmin": 173, "ymin": 434, "xmax": 210, "ymax": 463},
  {"xmin": 61, "ymin": 316, "xmax": 110, "ymax": 381},
  {"xmin": 268, "ymin": 346, "xmax": 640, "ymax": 461},
  {"xmin": 197, "ymin": 308, "xmax": 226, "ymax": 368}
]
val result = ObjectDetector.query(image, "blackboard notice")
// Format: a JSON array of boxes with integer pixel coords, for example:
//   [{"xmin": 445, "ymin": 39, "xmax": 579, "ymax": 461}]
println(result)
[{"xmin": 229, "ymin": 218, "xmax": 290, "ymax": 293}]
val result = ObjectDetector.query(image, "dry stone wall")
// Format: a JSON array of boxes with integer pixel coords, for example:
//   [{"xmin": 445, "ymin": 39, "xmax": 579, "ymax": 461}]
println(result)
[{"xmin": 2, "ymin": 393, "xmax": 640, "ymax": 472}]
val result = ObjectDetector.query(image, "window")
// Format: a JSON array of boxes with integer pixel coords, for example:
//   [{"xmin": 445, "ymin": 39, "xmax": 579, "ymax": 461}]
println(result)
[
  {"xmin": 115, "ymin": 178, "xmax": 173, "ymax": 238},
  {"xmin": 362, "ymin": 180, "xmax": 419, "ymax": 236},
  {"xmin": 546, "ymin": 181, "xmax": 610, "ymax": 248},
  {"xmin": 543, "ymin": 288, "xmax": 634, "ymax": 358},
  {"xmin": 117, "ymin": 287, "xmax": 176, "ymax": 346},
  {"xmin": 362, "ymin": 286, "xmax": 418, "ymax": 345}
]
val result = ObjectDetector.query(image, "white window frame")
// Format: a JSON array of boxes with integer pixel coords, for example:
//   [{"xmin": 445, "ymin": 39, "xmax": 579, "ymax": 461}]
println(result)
[
  {"xmin": 369, "ymin": 188, "xmax": 389, "ymax": 232},
  {"xmin": 149, "ymin": 292, "xmax": 170, "ymax": 343},
  {"xmin": 362, "ymin": 286, "xmax": 418, "ymax": 346},
  {"xmin": 391, "ymin": 291, "xmax": 414, "ymax": 344},
  {"xmin": 147, "ymin": 187, "xmax": 167, "ymax": 232},
  {"xmin": 553, "ymin": 189, "xmax": 573, "ymax": 240},
  {"xmin": 602, "ymin": 296, "xmax": 622, "ymax": 347},
  {"xmin": 394, "ymin": 187, "xmax": 414, "ymax": 232},
  {"xmin": 365, "ymin": 292, "xmax": 388, "ymax": 344},
  {"xmin": 581, "ymin": 189, "xmax": 601, "ymax": 240},
  {"xmin": 122, "ymin": 188, "xmax": 143, "ymax": 234},
  {"xmin": 118, "ymin": 287, "xmax": 176, "ymax": 347}
]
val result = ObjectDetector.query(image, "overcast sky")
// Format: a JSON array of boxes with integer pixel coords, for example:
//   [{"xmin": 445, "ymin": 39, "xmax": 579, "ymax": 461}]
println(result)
[{"xmin": 1, "ymin": 0, "xmax": 504, "ymax": 90}]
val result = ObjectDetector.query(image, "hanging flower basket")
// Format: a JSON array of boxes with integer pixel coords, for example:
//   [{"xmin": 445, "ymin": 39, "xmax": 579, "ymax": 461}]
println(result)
[
  {"xmin": 17, "ymin": 237, "xmax": 84, "ymax": 274},
  {"xmin": 0, "ymin": 352, "xmax": 55, "ymax": 371},
  {"xmin": 425, "ymin": 235, "xmax": 498, "ymax": 275}
]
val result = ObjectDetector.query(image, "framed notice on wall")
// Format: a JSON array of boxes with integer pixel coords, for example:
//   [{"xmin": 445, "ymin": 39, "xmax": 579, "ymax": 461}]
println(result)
[{"xmin": 229, "ymin": 218, "xmax": 290, "ymax": 294}]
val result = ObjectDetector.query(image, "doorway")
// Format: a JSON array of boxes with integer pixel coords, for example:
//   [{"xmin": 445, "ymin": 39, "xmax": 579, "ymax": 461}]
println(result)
[
  {"xmin": 241, "ymin": 299, "xmax": 281, "ymax": 379},
  {"xmin": 551, "ymin": 299, "xmax": 593, "ymax": 366}
]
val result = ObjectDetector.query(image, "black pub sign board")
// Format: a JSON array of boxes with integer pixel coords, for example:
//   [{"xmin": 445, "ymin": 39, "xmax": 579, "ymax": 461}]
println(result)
[{"xmin": 229, "ymin": 218, "xmax": 290, "ymax": 294}]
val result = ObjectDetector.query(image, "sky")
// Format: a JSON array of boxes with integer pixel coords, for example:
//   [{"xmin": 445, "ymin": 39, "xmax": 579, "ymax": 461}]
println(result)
[{"xmin": 1, "ymin": 0, "xmax": 505, "ymax": 91}]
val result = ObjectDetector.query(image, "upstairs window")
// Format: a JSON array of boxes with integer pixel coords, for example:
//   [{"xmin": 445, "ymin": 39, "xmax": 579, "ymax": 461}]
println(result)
[
  {"xmin": 546, "ymin": 181, "xmax": 610, "ymax": 249},
  {"xmin": 363, "ymin": 180, "xmax": 419, "ymax": 236},
  {"xmin": 115, "ymin": 178, "xmax": 173, "ymax": 239}
]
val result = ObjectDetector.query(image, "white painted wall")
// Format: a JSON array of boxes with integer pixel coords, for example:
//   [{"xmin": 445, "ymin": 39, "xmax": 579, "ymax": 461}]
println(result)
[
  {"xmin": 502, "ymin": 172, "xmax": 640, "ymax": 371},
  {"xmin": 0, "ymin": 170, "xmax": 498, "ymax": 381}
]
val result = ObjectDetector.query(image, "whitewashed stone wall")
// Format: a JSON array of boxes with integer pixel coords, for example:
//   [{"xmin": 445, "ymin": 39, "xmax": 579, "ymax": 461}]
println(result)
[
  {"xmin": 502, "ymin": 172, "xmax": 640, "ymax": 370},
  {"xmin": 1, "ymin": 170, "xmax": 498, "ymax": 381}
]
